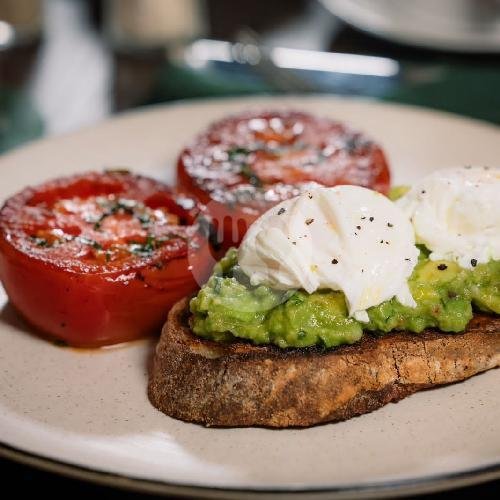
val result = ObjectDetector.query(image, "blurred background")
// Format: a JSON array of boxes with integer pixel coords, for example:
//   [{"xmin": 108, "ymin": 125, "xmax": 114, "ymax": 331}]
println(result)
[{"xmin": 1, "ymin": 0, "xmax": 499, "ymax": 155}]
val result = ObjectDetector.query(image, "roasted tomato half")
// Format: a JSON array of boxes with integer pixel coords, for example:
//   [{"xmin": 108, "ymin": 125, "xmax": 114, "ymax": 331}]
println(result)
[
  {"xmin": 178, "ymin": 110, "xmax": 391, "ymax": 247},
  {"xmin": 0, "ymin": 171, "xmax": 212, "ymax": 347}
]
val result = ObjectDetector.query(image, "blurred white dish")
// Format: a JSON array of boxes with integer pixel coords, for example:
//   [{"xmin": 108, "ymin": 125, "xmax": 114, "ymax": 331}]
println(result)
[{"xmin": 321, "ymin": 0, "xmax": 500, "ymax": 52}]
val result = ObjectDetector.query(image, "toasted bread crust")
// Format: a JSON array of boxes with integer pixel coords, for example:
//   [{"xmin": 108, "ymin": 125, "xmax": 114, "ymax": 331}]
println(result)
[{"xmin": 148, "ymin": 298, "xmax": 500, "ymax": 427}]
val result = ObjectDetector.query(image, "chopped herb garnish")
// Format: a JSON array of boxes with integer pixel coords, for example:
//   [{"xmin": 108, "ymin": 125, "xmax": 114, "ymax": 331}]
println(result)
[
  {"xmin": 227, "ymin": 147, "xmax": 262, "ymax": 187},
  {"xmin": 91, "ymin": 198, "xmax": 153, "ymax": 231},
  {"xmin": 79, "ymin": 237, "xmax": 102, "ymax": 250},
  {"xmin": 240, "ymin": 163, "xmax": 262, "ymax": 187},
  {"xmin": 137, "ymin": 213, "xmax": 151, "ymax": 227},
  {"xmin": 227, "ymin": 147, "xmax": 251, "ymax": 160},
  {"xmin": 114, "ymin": 198, "xmax": 137, "ymax": 213},
  {"xmin": 344, "ymin": 137, "xmax": 357, "ymax": 152},
  {"xmin": 129, "ymin": 235, "xmax": 158, "ymax": 256},
  {"xmin": 32, "ymin": 237, "xmax": 49, "ymax": 247}
]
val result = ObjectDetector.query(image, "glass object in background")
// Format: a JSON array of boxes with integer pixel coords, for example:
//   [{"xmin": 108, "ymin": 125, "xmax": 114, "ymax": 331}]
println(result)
[
  {"xmin": 0, "ymin": 0, "xmax": 41, "ymax": 48},
  {"xmin": 106, "ymin": 0, "xmax": 206, "ymax": 49},
  {"xmin": 0, "ymin": 0, "xmax": 43, "ymax": 153},
  {"xmin": 29, "ymin": 0, "xmax": 111, "ymax": 136},
  {"xmin": 105, "ymin": 0, "xmax": 207, "ymax": 110}
]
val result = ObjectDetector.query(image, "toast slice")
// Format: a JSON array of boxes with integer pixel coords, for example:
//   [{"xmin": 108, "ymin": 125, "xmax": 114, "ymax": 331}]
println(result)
[{"xmin": 148, "ymin": 298, "xmax": 500, "ymax": 428}]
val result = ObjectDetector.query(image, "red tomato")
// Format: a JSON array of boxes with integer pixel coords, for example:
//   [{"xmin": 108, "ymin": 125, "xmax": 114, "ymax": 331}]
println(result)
[
  {"xmin": 178, "ymin": 111, "xmax": 391, "ymax": 247},
  {"xmin": 0, "ymin": 171, "xmax": 212, "ymax": 347}
]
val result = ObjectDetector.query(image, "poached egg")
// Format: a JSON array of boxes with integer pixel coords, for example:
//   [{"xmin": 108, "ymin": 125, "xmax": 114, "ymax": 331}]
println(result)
[
  {"xmin": 397, "ymin": 166, "xmax": 500, "ymax": 268},
  {"xmin": 238, "ymin": 185, "xmax": 419, "ymax": 321}
]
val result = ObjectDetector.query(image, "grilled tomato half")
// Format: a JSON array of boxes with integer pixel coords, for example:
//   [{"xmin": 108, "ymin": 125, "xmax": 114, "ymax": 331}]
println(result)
[
  {"xmin": 177, "ymin": 110, "xmax": 391, "ymax": 247},
  {"xmin": 0, "ymin": 171, "xmax": 211, "ymax": 347}
]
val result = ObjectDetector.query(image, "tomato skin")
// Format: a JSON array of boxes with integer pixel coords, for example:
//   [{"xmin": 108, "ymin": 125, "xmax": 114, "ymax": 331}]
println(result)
[
  {"xmin": 178, "ymin": 111, "xmax": 391, "ymax": 247},
  {"xmin": 0, "ymin": 237, "xmax": 202, "ymax": 346},
  {"xmin": 0, "ymin": 171, "xmax": 212, "ymax": 347}
]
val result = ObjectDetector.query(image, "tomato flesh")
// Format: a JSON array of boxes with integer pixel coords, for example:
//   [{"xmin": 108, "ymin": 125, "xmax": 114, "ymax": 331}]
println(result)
[
  {"xmin": 0, "ymin": 171, "xmax": 211, "ymax": 347},
  {"xmin": 178, "ymin": 111, "xmax": 391, "ymax": 247}
]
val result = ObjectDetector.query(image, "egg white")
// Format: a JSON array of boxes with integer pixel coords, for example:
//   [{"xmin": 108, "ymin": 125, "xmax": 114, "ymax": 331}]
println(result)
[{"xmin": 397, "ymin": 166, "xmax": 500, "ymax": 268}]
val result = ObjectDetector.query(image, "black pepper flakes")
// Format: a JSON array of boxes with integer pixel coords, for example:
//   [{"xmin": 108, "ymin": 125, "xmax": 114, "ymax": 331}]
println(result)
[
  {"xmin": 387, "ymin": 222, "xmax": 393, "ymax": 227},
  {"xmin": 305, "ymin": 218, "xmax": 314, "ymax": 225},
  {"xmin": 369, "ymin": 217, "xmax": 374, "ymax": 222},
  {"xmin": 471, "ymin": 258, "xmax": 477, "ymax": 267},
  {"xmin": 437, "ymin": 263, "xmax": 448, "ymax": 271},
  {"xmin": 356, "ymin": 225, "xmax": 361, "ymax": 230},
  {"xmin": 331, "ymin": 258, "xmax": 338, "ymax": 264},
  {"xmin": 421, "ymin": 190, "xmax": 426, "ymax": 194},
  {"xmin": 308, "ymin": 194, "xmax": 313, "ymax": 199},
  {"xmin": 361, "ymin": 216, "xmax": 366, "ymax": 220},
  {"xmin": 277, "ymin": 208, "xmax": 286, "ymax": 215}
]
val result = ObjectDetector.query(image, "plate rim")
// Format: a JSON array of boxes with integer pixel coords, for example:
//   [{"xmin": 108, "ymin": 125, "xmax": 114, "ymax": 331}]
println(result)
[
  {"xmin": 1, "ymin": 441, "xmax": 499, "ymax": 499},
  {"xmin": 1, "ymin": 95, "xmax": 499, "ymax": 497},
  {"xmin": 2, "ymin": 93, "xmax": 499, "ymax": 167}
]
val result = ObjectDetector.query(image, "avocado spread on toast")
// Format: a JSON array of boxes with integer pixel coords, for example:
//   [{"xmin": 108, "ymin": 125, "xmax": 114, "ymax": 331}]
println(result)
[{"xmin": 190, "ymin": 248, "xmax": 500, "ymax": 348}]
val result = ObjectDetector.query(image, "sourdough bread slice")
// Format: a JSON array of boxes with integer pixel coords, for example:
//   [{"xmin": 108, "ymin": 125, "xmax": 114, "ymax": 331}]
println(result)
[{"xmin": 148, "ymin": 298, "xmax": 500, "ymax": 428}]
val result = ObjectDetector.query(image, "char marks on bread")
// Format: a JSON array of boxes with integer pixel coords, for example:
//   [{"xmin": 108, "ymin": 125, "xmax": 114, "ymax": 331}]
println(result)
[{"xmin": 148, "ymin": 298, "xmax": 500, "ymax": 428}]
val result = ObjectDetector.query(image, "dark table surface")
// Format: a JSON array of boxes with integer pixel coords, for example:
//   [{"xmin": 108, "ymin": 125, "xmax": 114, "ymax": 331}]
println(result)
[{"xmin": 1, "ymin": 455, "xmax": 499, "ymax": 499}]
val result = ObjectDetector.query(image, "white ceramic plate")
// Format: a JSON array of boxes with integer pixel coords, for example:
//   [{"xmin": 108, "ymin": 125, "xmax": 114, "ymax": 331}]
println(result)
[{"xmin": 0, "ymin": 96, "xmax": 499, "ymax": 499}]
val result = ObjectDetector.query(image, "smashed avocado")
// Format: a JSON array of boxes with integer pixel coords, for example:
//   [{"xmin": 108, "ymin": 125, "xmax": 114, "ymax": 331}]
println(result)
[{"xmin": 190, "ymin": 248, "xmax": 500, "ymax": 348}]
